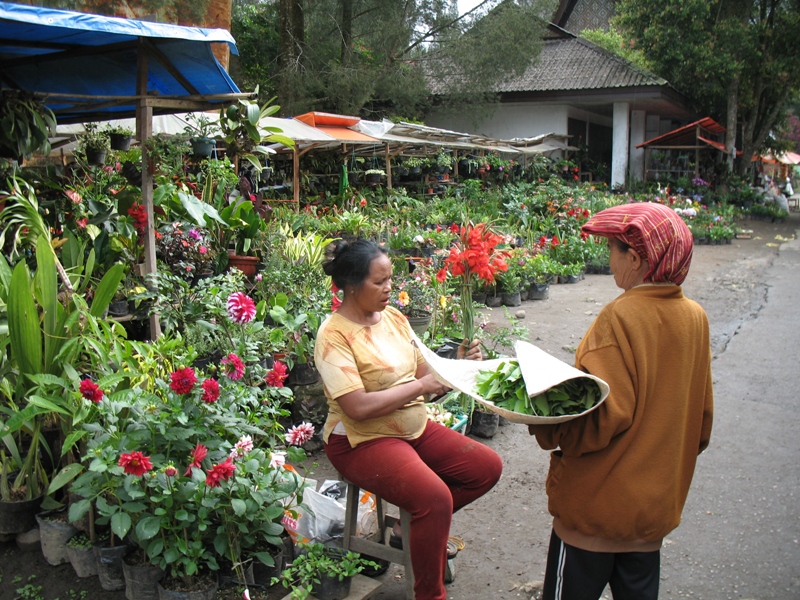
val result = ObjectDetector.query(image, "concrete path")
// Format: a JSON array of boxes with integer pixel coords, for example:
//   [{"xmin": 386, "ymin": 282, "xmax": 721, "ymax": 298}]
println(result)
[{"xmin": 661, "ymin": 225, "xmax": 800, "ymax": 599}]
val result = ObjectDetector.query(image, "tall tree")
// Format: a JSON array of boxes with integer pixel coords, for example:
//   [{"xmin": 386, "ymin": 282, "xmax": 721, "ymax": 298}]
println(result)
[
  {"xmin": 231, "ymin": 0, "xmax": 554, "ymax": 119},
  {"xmin": 614, "ymin": 0, "xmax": 800, "ymax": 176}
]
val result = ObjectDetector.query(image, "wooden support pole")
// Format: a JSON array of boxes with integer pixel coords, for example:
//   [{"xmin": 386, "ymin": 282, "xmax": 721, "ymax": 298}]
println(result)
[
  {"xmin": 293, "ymin": 148, "xmax": 300, "ymax": 212},
  {"xmin": 385, "ymin": 143, "xmax": 392, "ymax": 190},
  {"xmin": 136, "ymin": 39, "xmax": 160, "ymax": 339}
]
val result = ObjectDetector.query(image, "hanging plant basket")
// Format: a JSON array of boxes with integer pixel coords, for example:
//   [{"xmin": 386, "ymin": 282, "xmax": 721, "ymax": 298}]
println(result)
[
  {"xmin": 109, "ymin": 133, "xmax": 133, "ymax": 151},
  {"xmin": 85, "ymin": 149, "xmax": 107, "ymax": 166},
  {"xmin": 190, "ymin": 137, "xmax": 215, "ymax": 158}
]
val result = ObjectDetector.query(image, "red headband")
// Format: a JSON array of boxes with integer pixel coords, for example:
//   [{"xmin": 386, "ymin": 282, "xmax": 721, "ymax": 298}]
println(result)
[{"xmin": 582, "ymin": 202, "xmax": 693, "ymax": 285}]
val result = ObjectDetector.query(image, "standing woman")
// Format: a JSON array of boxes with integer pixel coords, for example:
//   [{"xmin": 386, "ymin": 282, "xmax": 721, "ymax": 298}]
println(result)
[
  {"xmin": 529, "ymin": 203, "xmax": 713, "ymax": 600},
  {"xmin": 315, "ymin": 239, "xmax": 503, "ymax": 600}
]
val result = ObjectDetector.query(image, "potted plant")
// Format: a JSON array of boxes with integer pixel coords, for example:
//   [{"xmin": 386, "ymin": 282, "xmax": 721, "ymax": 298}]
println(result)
[
  {"xmin": 0, "ymin": 90, "xmax": 57, "ymax": 163},
  {"xmin": 78, "ymin": 122, "xmax": 110, "ymax": 165},
  {"xmin": 403, "ymin": 156, "xmax": 427, "ymax": 175},
  {"xmin": 364, "ymin": 168, "xmax": 385, "ymax": 184},
  {"xmin": 105, "ymin": 124, "xmax": 134, "ymax": 151},
  {"xmin": 275, "ymin": 542, "xmax": 379, "ymax": 600},
  {"xmin": 184, "ymin": 113, "xmax": 220, "ymax": 158},
  {"xmin": 66, "ymin": 532, "xmax": 97, "ymax": 578},
  {"xmin": 435, "ymin": 150, "xmax": 454, "ymax": 173}
]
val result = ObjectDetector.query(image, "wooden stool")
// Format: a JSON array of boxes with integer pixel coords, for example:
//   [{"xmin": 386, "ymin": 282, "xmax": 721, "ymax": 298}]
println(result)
[{"xmin": 342, "ymin": 480, "xmax": 414, "ymax": 600}]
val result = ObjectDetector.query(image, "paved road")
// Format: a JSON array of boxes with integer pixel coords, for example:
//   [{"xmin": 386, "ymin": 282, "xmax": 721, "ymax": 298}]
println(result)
[{"xmin": 661, "ymin": 225, "xmax": 800, "ymax": 599}]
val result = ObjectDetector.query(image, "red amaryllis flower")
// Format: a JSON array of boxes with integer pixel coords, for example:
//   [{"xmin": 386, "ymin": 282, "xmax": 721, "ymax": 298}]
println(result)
[
  {"xmin": 127, "ymin": 203, "xmax": 148, "ymax": 239},
  {"xmin": 331, "ymin": 292, "xmax": 342, "ymax": 312},
  {"xmin": 201, "ymin": 378, "xmax": 220, "ymax": 403},
  {"xmin": 205, "ymin": 457, "xmax": 236, "ymax": 488},
  {"xmin": 170, "ymin": 367, "xmax": 197, "ymax": 395},
  {"xmin": 266, "ymin": 361, "xmax": 288, "ymax": 388},
  {"xmin": 436, "ymin": 223, "xmax": 509, "ymax": 342},
  {"xmin": 185, "ymin": 443, "xmax": 208, "ymax": 476},
  {"xmin": 226, "ymin": 292, "xmax": 256, "ymax": 324},
  {"xmin": 79, "ymin": 379, "xmax": 104, "ymax": 403},
  {"xmin": 221, "ymin": 353, "xmax": 245, "ymax": 380},
  {"xmin": 118, "ymin": 451, "xmax": 153, "ymax": 476},
  {"xmin": 286, "ymin": 422, "xmax": 315, "ymax": 446}
]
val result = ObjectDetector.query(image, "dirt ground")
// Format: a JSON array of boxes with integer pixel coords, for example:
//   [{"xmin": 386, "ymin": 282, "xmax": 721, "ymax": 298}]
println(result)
[{"xmin": 0, "ymin": 214, "xmax": 796, "ymax": 600}]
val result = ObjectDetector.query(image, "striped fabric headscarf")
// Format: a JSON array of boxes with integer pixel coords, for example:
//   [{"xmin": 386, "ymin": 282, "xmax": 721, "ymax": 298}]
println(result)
[{"xmin": 582, "ymin": 202, "xmax": 693, "ymax": 285}]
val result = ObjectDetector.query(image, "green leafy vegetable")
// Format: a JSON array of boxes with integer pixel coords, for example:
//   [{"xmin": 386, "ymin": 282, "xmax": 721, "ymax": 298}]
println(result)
[{"xmin": 474, "ymin": 360, "xmax": 601, "ymax": 417}]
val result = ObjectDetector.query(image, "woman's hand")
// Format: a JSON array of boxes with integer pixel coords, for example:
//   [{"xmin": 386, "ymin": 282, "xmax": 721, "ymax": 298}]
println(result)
[
  {"xmin": 418, "ymin": 373, "xmax": 451, "ymax": 397},
  {"xmin": 457, "ymin": 339, "xmax": 483, "ymax": 361}
]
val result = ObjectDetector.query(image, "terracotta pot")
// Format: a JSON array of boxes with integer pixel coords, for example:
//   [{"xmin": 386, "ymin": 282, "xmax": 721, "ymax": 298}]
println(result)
[{"xmin": 226, "ymin": 254, "xmax": 259, "ymax": 278}]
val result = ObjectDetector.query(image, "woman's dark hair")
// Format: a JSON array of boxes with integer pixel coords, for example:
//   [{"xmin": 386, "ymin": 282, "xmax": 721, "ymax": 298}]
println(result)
[
  {"xmin": 610, "ymin": 237, "xmax": 631, "ymax": 253},
  {"xmin": 322, "ymin": 239, "xmax": 388, "ymax": 290}
]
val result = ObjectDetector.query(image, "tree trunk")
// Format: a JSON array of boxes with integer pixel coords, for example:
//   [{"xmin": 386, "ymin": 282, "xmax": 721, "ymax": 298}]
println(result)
[
  {"xmin": 725, "ymin": 76, "xmax": 739, "ymax": 174},
  {"xmin": 278, "ymin": 0, "xmax": 305, "ymax": 112},
  {"xmin": 340, "ymin": 0, "xmax": 353, "ymax": 66}
]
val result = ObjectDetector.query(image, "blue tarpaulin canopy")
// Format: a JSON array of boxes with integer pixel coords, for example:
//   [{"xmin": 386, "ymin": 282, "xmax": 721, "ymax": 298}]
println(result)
[{"xmin": 0, "ymin": 1, "xmax": 243, "ymax": 123}]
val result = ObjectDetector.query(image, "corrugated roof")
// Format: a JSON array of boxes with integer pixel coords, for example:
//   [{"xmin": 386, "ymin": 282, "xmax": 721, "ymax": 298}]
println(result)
[{"xmin": 497, "ymin": 36, "xmax": 666, "ymax": 93}]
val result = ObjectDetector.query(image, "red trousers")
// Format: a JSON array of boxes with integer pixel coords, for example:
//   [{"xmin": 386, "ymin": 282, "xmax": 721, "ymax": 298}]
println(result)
[{"xmin": 325, "ymin": 421, "xmax": 503, "ymax": 600}]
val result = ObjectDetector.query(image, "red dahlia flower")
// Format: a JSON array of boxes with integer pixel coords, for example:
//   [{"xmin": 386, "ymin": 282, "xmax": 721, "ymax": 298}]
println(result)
[
  {"xmin": 205, "ymin": 457, "xmax": 236, "ymax": 488},
  {"xmin": 79, "ymin": 379, "xmax": 104, "ymax": 403},
  {"xmin": 118, "ymin": 451, "xmax": 153, "ymax": 476},
  {"xmin": 169, "ymin": 367, "xmax": 197, "ymax": 394},
  {"xmin": 185, "ymin": 443, "xmax": 208, "ymax": 476},
  {"xmin": 201, "ymin": 378, "xmax": 220, "ymax": 403},
  {"xmin": 266, "ymin": 361, "xmax": 288, "ymax": 388}
]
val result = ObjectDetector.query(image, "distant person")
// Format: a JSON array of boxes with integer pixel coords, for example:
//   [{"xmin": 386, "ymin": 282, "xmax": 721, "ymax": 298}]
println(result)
[
  {"xmin": 528, "ymin": 202, "xmax": 713, "ymax": 600},
  {"xmin": 785, "ymin": 177, "xmax": 794, "ymax": 197}
]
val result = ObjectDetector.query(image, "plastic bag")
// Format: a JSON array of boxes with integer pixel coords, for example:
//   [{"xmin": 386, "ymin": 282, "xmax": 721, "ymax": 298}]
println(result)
[
  {"xmin": 285, "ymin": 482, "xmax": 378, "ymax": 546},
  {"xmin": 287, "ymin": 487, "xmax": 345, "ymax": 545}
]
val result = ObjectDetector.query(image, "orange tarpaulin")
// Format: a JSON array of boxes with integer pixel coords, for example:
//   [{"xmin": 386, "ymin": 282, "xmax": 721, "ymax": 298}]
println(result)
[{"xmin": 293, "ymin": 111, "xmax": 380, "ymax": 143}]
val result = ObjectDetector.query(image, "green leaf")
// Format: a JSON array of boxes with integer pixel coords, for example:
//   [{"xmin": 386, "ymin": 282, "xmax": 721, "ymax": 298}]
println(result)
[
  {"xmin": 136, "ymin": 516, "xmax": 162, "ymax": 541},
  {"xmin": 69, "ymin": 499, "xmax": 92, "ymax": 524},
  {"xmin": 8, "ymin": 260, "xmax": 41, "ymax": 376},
  {"xmin": 90, "ymin": 263, "xmax": 125, "ymax": 318},
  {"xmin": 231, "ymin": 498, "xmax": 246, "ymax": 516},
  {"xmin": 111, "ymin": 511, "xmax": 132, "ymax": 539},
  {"xmin": 47, "ymin": 463, "xmax": 83, "ymax": 494}
]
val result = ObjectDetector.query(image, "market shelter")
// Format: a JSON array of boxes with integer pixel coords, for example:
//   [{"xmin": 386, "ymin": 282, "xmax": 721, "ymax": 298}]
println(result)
[
  {"xmin": 636, "ymin": 117, "xmax": 730, "ymax": 182},
  {"xmin": 1, "ymin": 1, "xmax": 247, "ymax": 337}
]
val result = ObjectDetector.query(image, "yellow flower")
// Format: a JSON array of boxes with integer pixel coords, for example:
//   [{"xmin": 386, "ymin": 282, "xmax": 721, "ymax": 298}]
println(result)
[
  {"xmin": 398, "ymin": 291, "xmax": 410, "ymax": 307},
  {"xmin": 439, "ymin": 295, "xmax": 448, "ymax": 309}
]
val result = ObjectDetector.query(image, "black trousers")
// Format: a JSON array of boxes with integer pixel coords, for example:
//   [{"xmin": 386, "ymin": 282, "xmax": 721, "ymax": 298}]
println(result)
[{"xmin": 542, "ymin": 529, "xmax": 660, "ymax": 600}]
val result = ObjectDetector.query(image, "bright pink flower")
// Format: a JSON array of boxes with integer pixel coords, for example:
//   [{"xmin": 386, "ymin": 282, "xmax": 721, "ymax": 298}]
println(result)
[
  {"xmin": 201, "ymin": 378, "xmax": 220, "ymax": 403},
  {"xmin": 331, "ymin": 292, "xmax": 342, "ymax": 312},
  {"xmin": 185, "ymin": 443, "xmax": 208, "ymax": 476},
  {"xmin": 170, "ymin": 367, "xmax": 197, "ymax": 394},
  {"xmin": 266, "ymin": 361, "xmax": 288, "ymax": 387},
  {"xmin": 164, "ymin": 465, "xmax": 178, "ymax": 477},
  {"xmin": 79, "ymin": 379, "xmax": 104, "ymax": 403},
  {"xmin": 226, "ymin": 292, "xmax": 256, "ymax": 324},
  {"xmin": 118, "ymin": 451, "xmax": 153, "ymax": 476},
  {"xmin": 77, "ymin": 218, "xmax": 88, "ymax": 229},
  {"xmin": 221, "ymin": 353, "xmax": 245, "ymax": 380},
  {"xmin": 286, "ymin": 422, "xmax": 315, "ymax": 446},
  {"xmin": 206, "ymin": 457, "xmax": 236, "ymax": 488}
]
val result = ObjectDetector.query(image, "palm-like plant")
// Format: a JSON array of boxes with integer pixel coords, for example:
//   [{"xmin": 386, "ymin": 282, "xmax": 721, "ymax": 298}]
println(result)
[{"xmin": 0, "ymin": 177, "xmax": 73, "ymax": 293}]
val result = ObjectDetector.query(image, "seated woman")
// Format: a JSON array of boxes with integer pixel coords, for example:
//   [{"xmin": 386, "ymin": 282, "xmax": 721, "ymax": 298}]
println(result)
[{"xmin": 315, "ymin": 239, "xmax": 503, "ymax": 600}]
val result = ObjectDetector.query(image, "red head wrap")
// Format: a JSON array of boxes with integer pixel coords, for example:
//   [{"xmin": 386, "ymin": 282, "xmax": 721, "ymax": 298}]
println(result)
[{"xmin": 581, "ymin": 202, "xmax": 693, "ymax": 285}]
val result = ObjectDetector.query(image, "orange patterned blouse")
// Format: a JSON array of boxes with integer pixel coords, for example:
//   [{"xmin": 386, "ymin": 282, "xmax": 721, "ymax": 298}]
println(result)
[{"xmin": 314, "ymin": 306, "xmax": 427, "ymax": 447}]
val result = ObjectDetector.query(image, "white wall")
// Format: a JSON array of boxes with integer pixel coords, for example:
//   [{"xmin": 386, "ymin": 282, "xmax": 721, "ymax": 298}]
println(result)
[{"xmin": 426, "ymin": 103, "xmax": 570, "ymax": 138}]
